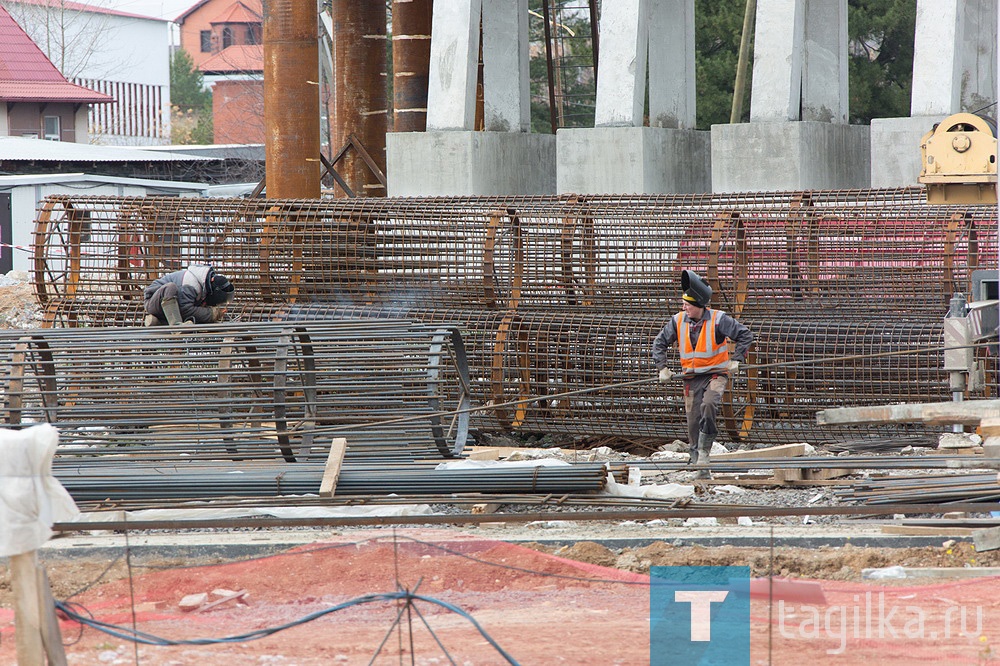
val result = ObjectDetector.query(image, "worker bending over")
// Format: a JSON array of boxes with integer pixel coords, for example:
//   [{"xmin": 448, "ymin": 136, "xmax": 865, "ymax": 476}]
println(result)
[
  {"xmin": 143, "ymin": 265, "xmax": 234, "ymax": 326},
  {"xmin": 652, "ymin": 270, "xmax": 753, "ymax": 478}
]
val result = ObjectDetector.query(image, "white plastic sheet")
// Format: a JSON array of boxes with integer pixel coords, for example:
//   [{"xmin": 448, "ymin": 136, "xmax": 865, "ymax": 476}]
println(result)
[{"xmin": 0, "ymin": 424, "xmax": 79, "ymax": 557}]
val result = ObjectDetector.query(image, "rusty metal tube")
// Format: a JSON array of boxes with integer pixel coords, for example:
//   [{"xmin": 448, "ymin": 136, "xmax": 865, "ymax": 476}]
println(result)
[
  {"xmin": 332, "ymin": 0, "xmax": 388, "ymax": 196},
  {"xmin": 264, "ymin": 0, "xmax": 321, "ymax": 198},
  {"xmin": 391, "ymin": 0, "xmax": 432, "ymax": 133}
]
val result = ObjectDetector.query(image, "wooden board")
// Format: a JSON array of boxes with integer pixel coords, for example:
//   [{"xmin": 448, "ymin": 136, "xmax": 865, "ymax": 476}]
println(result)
[{"xmin": 318, "ymin": 438, "xmax": 348, "ymax": 497}]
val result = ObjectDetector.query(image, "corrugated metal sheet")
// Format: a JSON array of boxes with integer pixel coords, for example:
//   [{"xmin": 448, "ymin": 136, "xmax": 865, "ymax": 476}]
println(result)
[{"xmin": 0, "ymin": 136, "xmax": 209, "ymax": 162}]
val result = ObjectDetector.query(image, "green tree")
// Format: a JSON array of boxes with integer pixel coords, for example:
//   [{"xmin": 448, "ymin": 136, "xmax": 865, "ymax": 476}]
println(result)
[
  {"xmin": 170, "ymin": 49, "xmax": 213, "ymax": 144},
  {"xmin": 847, "ymin": 0, "xmax": 915, "ymax": 123},
  {"xmin": 695, "ymin": 0, "xmax": 750, "ymax": 129}
]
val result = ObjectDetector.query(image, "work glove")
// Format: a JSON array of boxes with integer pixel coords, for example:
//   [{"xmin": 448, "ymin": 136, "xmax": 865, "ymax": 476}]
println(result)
[
  {"xmin": 727, "ymin": 360, "xmax": 740, "ymax": 374},
  {"xmin": 209, "ymin": 306, "xmax": 227, "ymax": 322},
  {"xmin": 658, "ymin": 367, "xmax": 674, "ymax": 383}
]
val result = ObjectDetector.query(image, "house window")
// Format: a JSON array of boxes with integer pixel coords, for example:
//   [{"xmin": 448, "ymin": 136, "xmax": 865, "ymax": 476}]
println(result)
[
  {"xmin": 43, "ymin": 116, "xmax": 60, "ymax": 141},
  {"xmin": 200, "ymin": 30, "xmax": 212, "ymax": 52},
  {"xmin": 222, "ymin": 26, "xmax": 234, "ymax": 49}
]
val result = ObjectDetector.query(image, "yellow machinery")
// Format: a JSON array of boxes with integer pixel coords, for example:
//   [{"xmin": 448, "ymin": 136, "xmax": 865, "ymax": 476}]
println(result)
[{"xmin": 919, "ymin": 112, "xmax": 997, "ymax": 204}]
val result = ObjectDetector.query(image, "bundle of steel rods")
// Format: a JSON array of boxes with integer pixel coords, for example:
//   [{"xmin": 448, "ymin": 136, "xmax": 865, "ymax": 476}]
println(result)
[
  {"xmin": 835, "ymin": 472, "xmax": 1000, "ymax": 504},
  {"xmin": 54, "ymin": 459, "xmax": 610, "ymax": 501}
]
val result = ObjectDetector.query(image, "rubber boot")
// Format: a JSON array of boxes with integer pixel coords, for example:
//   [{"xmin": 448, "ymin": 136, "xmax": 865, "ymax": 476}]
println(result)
[
  {"xmin": 687, "ymin": 445, "xmax": 699, "ymax": 467},
  {"xmin": 694, "ymin": 431, "xmax": 713, "ymax": 479},
  {"xmin": 160, "ymin": 296, "xmax": 183, "ymax": 326}
]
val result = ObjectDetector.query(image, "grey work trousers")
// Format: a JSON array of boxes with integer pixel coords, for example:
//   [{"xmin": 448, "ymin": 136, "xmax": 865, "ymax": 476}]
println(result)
[
  {"xmin": 683, "ymin": 373, "xmax": 729, "ymax": 454},
  {"xmin": 144, "ymin": 282, "xmax": 179, "ymax": 320}
]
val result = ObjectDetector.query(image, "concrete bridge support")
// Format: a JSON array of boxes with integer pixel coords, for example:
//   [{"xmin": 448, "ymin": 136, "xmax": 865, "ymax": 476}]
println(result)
[
  {"xmin": 870, "ymin": 0, "xmax": 997, "ymax": 188},
  {"xmin": 386, "ymin": 0, "xmax": 555, "ymax": 196},
  {"xmin": 711, "ymin": 0, "xmax": 869, "ymax": 192},
  {"xmin": 556, "ymin": 0, "xmax": 710, "ymax": 195}
]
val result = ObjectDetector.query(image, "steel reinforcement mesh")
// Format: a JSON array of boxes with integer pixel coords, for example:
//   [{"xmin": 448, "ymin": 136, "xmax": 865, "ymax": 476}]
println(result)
[
  {"xmin": 33, "ymin": 191, "xmax": 995, "ymax": 321},
  {"xmin": 28, "ymin": 191, "xmax": 998, "ymax": 447},
  {"xmin": 31, "ymin": 299, "xmax": 982, "ymax": 447},
  {"xmin": 0, "ymin": 320, "xmax": 471, "ymax": 462}
]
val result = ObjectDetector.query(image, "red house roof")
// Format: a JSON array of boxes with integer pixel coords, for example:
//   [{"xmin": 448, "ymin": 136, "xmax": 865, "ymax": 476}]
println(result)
[
  {"xmin": 201, "ymin": 44, "xmax": 263, "ymax": 74},
  {"xmin": 0, "ymin": 4, "xmax": 112, "ymax": 103},
  {"xmin": 210, "ymin": 1, "xmax": 262, "ymax": 25}
]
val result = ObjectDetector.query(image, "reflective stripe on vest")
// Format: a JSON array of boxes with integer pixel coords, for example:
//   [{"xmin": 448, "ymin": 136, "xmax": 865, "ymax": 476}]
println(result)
[{"xmin": 674, "ymin": 309, "xmax": 730, "ymax": 374}]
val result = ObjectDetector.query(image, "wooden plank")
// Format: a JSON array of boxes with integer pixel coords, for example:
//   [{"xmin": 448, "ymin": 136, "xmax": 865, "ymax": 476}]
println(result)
[
  {"xmin": 11, "ymin": 551, "xmax": 44, "ymax": 665},
  {"xmin": 465, "ymin": 448, "xmax": 501, "ymax": 461},
  {"xmin": 37, "ymin": 565, "xmax": 68, "ymax": 666},
  {"xmin": 879, "ymin": 524, "xmax": 975, "ymax": 537},
  {"xmin": 713, "ymin": 443, "xmax": 809, "ymax": 460},
  {"xmin": 11, "ymin": 550, "xmax": 67, "ymax": 666},
  {"xmin": 466, "ymin": 445, "xmax": 521, "ymax": 458},
  {"xmin": 472, "ymin": 503, "xmax": 502, "ymax": 514},
  {"xmin": 318, "ymin": 438, "xmax": 348, "ymax": 497},
  {"xmin": 817, "ymin": 399, "xmax": 1000, "ymax": 426}
]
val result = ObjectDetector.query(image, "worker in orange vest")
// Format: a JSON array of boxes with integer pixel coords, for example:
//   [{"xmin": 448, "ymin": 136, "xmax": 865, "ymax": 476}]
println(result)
[{"xmin": 652, "ymin": 270, "xmax": 753, "ymax": 478}]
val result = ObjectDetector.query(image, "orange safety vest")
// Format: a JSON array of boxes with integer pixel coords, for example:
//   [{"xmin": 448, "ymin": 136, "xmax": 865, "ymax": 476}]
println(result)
[{"xmin": 674, "ymin": 309, "xmax": 730, "ymax": 375}]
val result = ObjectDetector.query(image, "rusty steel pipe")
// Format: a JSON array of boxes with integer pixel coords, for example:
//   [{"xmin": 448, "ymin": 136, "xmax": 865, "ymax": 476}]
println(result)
[
  {"xmin": 264, "ymin": 0, "xmax": 321, "ymax": 198},
  {"xmin": 391, "ymin": 0, "xmax": 432, "ymax": 133},
  {"xmin": 332, "ymin": 0, "xmax": 388, "ymax": 196}
]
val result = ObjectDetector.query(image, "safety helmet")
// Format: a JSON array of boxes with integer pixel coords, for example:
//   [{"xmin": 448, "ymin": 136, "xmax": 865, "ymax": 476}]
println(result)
[{"xmin": 681, "ymin": 270, "xmax": 711, "ymax": 308}]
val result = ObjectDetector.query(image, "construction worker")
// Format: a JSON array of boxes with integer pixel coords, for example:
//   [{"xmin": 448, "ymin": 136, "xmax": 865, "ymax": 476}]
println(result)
[
  {"xmin": 143, "ymin": 265, "xmax": 234, "ymax": 326},
  {"xmin": 652, "ymin": 270, "xmax": 753, "ymax": 478}
]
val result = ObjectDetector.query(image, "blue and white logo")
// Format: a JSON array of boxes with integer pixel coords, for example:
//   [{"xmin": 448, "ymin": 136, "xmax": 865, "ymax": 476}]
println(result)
[{"xmin": 650, "ymin": 566, "xmax": 750, "ymax": 665}]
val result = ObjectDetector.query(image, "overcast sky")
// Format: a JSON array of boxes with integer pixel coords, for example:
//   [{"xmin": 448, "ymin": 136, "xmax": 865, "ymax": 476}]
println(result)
[{"xmin": 102, "ymin": 0, "xmax": 194, "ymax": 21}]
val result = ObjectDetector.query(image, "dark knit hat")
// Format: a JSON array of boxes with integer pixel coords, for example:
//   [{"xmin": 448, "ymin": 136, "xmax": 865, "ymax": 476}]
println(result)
[
  {"xmin": 205, "ymin": 271, "xmax": 234, "ymax": 305},
  {"xmin": 210, "ymin": 273, "xmax": 234, "ymax": 294}
]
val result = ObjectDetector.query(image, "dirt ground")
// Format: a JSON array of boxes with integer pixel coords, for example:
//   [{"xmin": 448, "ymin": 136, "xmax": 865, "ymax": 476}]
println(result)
[{"xmin": 4, "ymin": 529, "xmax": 1000, "ymax": 664}]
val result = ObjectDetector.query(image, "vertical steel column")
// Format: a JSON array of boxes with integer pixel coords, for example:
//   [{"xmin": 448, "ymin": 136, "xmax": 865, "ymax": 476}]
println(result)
[
  {"xmin": 391, "ymin": 0, "xmax": 433, "ymax": 133},
  {"xmin": 263, "ymin": 0, "xmax": 321, "ymax": 199},
  {"xmin": 333, "ymin": 0, "xmax": 388, "ymax": 197}
]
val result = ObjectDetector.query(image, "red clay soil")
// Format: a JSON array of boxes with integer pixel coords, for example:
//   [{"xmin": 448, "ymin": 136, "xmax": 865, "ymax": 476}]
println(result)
[{"xmin": 2, "ymin": 529, "xmax": 999, "ymax": 664}]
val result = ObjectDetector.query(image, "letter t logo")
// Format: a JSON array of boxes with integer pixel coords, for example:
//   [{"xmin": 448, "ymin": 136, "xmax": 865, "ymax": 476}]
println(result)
[{"xmin": 674, "ymin": 591, "xmax": 730, "ymax": 641}]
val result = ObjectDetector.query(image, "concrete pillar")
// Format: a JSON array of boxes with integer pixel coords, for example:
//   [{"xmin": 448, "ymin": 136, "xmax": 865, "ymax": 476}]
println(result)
[
  {"xmin": 482, "ymin": 0, "xmax": 530, "ymax": 132},
  {"xmin": 648, "ymin": 0, "xmax": 695, "ymax": 129},
  {"xmin": 802, "ymin": 0, "xmax": 848, "ymax": 123},
  {"xmin": 872, "ymin": 0, "xmax": 997, "ymax": 188},
  {"xmin": 594, "ymin": 0, "xmax": 647, "ymax": 127},
  {"xmin": 558, "ymin": 0, "xmax": 709, "ymax": 194},
  {"xmin": 389, "ymin": 0, "xmax": 554, "ymax": 195},
  {"xmin": 911, "ymin": 0, "xmax": 962, "ymax": 117},
  {"xmin": 961, "ymin": 0, "xmax": 997, "ymax": 112},
  {"xmin": 426, "ymin": 0, "xmax": 481, "ymax": 130},
  {"xmin": 715, "ymin": 0, "xmax": 865, "ymax": 192},
  {"xmin": 749, "ymin": 0, "xmax": 803, "ymax": 122}
]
